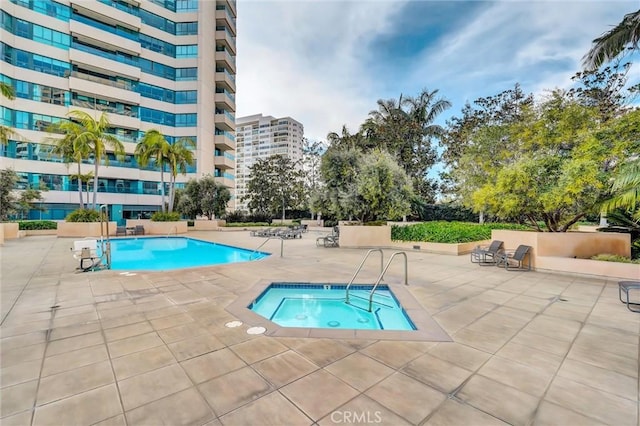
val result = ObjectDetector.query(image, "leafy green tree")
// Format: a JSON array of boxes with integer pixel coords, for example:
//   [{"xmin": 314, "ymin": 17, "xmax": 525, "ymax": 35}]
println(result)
[
  {"xmin": 470, "ymin": 92, "xmax": 638, "ymax": 231},
  {"xmin": 301, "ymin": 138, "xmax": 324, "ymax": 217},
  {"xmin": 135, "ymin": 129, "xmax": 170, "ymax": 212},
  {"xmin": 16, "ymin": 185, "xmax": 46, "ymax": 219},
  {"xmin": 177, "ymin": 176, "xmax": 230, "ymax": 220},
  {"xmin": 48, "ymin": 119, "xmax": 91, "ymax": 209},
  {"xmin": 166, "ymin": 137, "xmax": 195, "ymax": 213},
  {"xmin": 356, "ymin": 150, "xmax": 413, "ymax": 221},
  {"xmin": 0, "ymin": 168, "xmax": 18, "ymax": 220},
  {"xmin": 583, "ymin": 9, "xmax": 640, "ymax": 70},
  {"xmin": 66, "ymin": 110, "xmax": 124, "ymax": 209},
  {"xmin": 243, "ymin": 155, "xmax": 305, "ymax": 220},
  {"xmin": 318, "ymin": 147, "xmax": 362, "ymax": 220}
]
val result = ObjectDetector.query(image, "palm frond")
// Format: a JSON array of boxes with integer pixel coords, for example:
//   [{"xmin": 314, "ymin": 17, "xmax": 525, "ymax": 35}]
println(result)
[{"xmin": 583, "ymin": 9, "xmax": 640, "ymax": 70}]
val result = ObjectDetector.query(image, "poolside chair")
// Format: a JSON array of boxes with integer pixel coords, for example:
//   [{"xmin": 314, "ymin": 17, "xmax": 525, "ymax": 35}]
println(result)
[
  {"xmin": 116, "ymin": 225, "xmax": 127, "ymax": 237},
  {"xmin": 496, "ymin": 244, "xmax": 532, "ymax": 271},
  {"xmin": 316, "ymin": 226, "xmax": 339, "ymax": 248},
  {"xmin": 618, "ymin": 281, "xmax": 640, "ymax": 312},
  {"xmin": 470, "ymin": 240, "xmax": 504, "ymax": 265},
  {"xmin": 71, "ymin": 239, "xmax": 101, "ymax": 272},
  {"xmin": 134, "ymin": 225, "xmax": 145, "ymax": 235}
]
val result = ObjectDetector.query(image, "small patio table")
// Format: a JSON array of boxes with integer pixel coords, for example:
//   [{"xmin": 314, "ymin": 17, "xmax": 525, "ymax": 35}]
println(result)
[{"xmin": 618, "ymin": 281, "xmax": 640, "ymax": 312}]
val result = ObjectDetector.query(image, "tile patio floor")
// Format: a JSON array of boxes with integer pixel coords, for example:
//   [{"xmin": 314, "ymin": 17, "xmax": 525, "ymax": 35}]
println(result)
[{"xmin": 1, "ymin": 230, "xmax": 638, "ymax": 425}]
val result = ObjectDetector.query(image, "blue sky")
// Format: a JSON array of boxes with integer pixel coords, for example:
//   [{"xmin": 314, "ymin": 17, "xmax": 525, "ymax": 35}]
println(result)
[{"xmin": 236, "ymin": 1, "xmax": 638, "ymax": 142}]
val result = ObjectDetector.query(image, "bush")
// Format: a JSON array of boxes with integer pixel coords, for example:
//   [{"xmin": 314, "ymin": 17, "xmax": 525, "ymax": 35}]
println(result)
[
  {"xmin": 324, "ymin": 219, "xmax": 338, "ymax": 228},
  {"xmin": 65, "ymin": 209, "xmax": 103, "ymax": 222},
  {"xmin": 225, "ymin": 210, "xmax": 247, "ymax": 223},
  {"xmin": 591, "ymin": 254, "xmax": 640, "ymax": 264},
  {"xmin": 225, "ymin": 222, "xmax": 270, "ymax": 227},
  {"xmin": 247, "ymin": 212, "xmax": 272, "ymax": 224},
  {"xmin": 151, "ymin": 212, "xmax": 181, "ymax": 222},
  {"xmin": 411, "ymin": 202, "xmax": 479, "ymax": 222},
  {"xmin": 391, "ymin": 221, "xmax": 531, "ymax": 243},
  {"xmin": 364, "ymin": 220, "xmax": 387, "ymax": 226},
  {"xmin": 18, "ymin": 220, "xmax": 57, "ymax": 230}
]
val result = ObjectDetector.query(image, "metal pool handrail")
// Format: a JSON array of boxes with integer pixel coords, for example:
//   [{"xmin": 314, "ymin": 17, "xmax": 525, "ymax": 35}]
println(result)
[
  {"xmin": 345, "ymin": 249, "xmax": 384, "ymax": 304},
  {"xmin": 250, "ymin": 236, "xmax": 283, "ymax": 259},
  {"xmin": 368, "ymin": 251, "xmax": 408, "ymax": 312}
]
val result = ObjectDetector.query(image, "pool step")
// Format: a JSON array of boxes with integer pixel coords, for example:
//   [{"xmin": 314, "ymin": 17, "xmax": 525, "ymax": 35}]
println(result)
[{"xmin": 348, "ymin": 293, "xmax": 395, "ymax": 310}]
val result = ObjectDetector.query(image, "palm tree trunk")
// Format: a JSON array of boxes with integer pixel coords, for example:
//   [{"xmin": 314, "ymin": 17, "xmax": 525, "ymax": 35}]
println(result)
[
  {"xmin": 168, "ymin": 174, "xmax": 175, "ymax": 213},
  {"xmin": 92, "ymin": 162, "xmax": 99, "ymax": 210},
  {"xmin": 160, "ymin": 167, "xmax": 166, "ymax": 213},
  {"xmin": 77, "ymin": 161, "xmax": 84, "ymax": 209}
]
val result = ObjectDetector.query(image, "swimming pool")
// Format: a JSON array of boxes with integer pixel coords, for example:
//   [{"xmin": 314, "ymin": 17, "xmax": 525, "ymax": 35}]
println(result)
[
  {"xmin": 107, "ymin": 237, "xmax": 268, "ymax": 271},
  {"xmin": 249, "ymin": 284, "xmax": 416, "ymax": 331}
]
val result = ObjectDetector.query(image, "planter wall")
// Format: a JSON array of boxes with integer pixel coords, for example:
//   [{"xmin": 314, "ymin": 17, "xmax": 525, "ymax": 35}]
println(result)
[
  {"xmin": 339, "ymin": 226, "xmax": 391, "ymax": 248},
  {"xmin": 57, "ymin": 222, "xmax": 117, "ymax": 237},
  {"xmin": 25, "ymin": 229, "xmax": 58, "ymax": 236},
  {"xmin": 301, "ymin": 219, "xmax": 323, "ymax": 228},
  {"xmin": 536, "ymin": 256, "xmax": 639, "ymax": 280},
  {"xmin": 125, "ymin": 219, "xmax": 187, "ymax": 235},
  {"xmin": 491, "ymin": 230, "xmax": 631, "ymax": 271},
  {"xmin": 2, "ymin": 223, "xmax": 19, "ymax": 240},
  {"xmin": 192, "ymin": 219, "xmax": 225, "ymax": 231},
  {"xmin": 392, "ymin": 240, "xmax": 490, "ymax": 255}
]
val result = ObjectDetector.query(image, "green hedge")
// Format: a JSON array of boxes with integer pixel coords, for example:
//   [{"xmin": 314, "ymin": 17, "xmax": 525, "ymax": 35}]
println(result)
[
  {"xmin": 391, "ymin": 221, "xmax": 531, "ymax": 243},
  {"xmin": 18, "ymin": 220, "xmax": 57, "ymax": 230},
  {"xmin": 225, "ymin": 222, "xmax": 270, "ymax": 227},
  {"xmin": 591, "ymin": 254, "xmax": 640, "ymax": 264},
  {"xmin": 151, "ymin": 212, "xmax": 181, "ymax": 222}
]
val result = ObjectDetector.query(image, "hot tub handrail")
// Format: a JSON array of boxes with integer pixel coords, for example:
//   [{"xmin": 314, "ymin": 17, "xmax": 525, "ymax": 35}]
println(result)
[
  {"xmin": 368, "ymin": 251, "xmax": 408, "ymax": 312},
  {"xmin": 345, "ymin": 249, "xmax": 384, "ymax": 304}
]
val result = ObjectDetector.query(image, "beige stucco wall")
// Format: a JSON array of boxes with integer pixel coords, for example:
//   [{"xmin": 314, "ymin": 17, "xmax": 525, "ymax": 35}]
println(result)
[
  {"xmin": 125, "ymin": 220, "xmax": 187, "ymax": 235},
  {"xmin": 536, "ymin": 256, "xmax": 639, "ymax": 280},
  {"xmin": 57, "ymin": 222, "xmax": 117, "ymax": 238},
  {"xmin": 339, "ymin": 226, "xmax": 391, "ymax": 248},
  {"xmin": 193, "ymin": 220, "xmax": 226, "ymax": 230},
  {"xmin": 2, "ymin": 223, "xmax": 19, "ymax": 240},
  {"xmin": 392, "ymin": 240, "xmax": 489, "ymax": 255}
]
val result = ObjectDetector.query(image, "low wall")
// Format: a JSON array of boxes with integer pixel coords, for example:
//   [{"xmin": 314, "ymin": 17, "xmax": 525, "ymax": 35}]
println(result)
[
  {"xmin": 192, "ymin": 219, "xmax": 225, "ymax": 231},
  {"xmin": 57, "ymin": 222, "xmax": 117, "ymax": 237},
  {"xmin": 536, "ymin": 256, "xmax": 639, "ymax": 280},
  {"xmin": 125, "ymin": 219, "xmax": 187, "ymax": 235},
  {"xmin": 392, "ymin": 240, "xmax": 490, "ymax": 255},
  {"xmin": 339, "ymin": 226, "xmax": 391, "ymax": 248},
  {"xmin": 25, "ymin": 229, "xmax": 58, "ymax": 236},
  {"xmin": 301, "ymin": 219, "xmax": 323, "ymax": 228},
  {"xmin": 2, "ymin": 223, "xmax": 19, "ymax": 240}
]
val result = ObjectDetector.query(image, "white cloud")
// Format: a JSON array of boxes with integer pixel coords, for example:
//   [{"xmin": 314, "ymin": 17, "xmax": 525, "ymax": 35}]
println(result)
[{"xmin": 236, "ymin": 1, "xmax": 407, "ymax": 141}]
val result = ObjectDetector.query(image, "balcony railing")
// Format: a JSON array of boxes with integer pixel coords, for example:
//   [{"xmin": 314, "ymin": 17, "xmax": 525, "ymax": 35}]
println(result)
[
  {"xmin": 69, "ymin": 71, "xmax": 133, "ymax": 90},
  {"xmin": 72, "ymin": 42, "xmax": 139, "ymax": 67}
]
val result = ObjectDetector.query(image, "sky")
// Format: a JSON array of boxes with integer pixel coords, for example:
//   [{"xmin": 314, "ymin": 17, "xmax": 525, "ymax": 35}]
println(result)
[{"xmin": 235, "ymin": 0, "xmax": 639, "ymax": 143}]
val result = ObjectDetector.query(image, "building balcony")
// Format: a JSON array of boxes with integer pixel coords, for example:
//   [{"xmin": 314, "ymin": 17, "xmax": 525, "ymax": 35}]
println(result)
[
  {"xmin": 214, "ymin": 175, "xmax": 234, "ymax": 189},
  {"xmin": 215, "ymin": 71, "xmax": 236, "ymax": 92},
  {"xmin": 214, "ymin": 133, "xmax": 235, "ymax": 151},
  {"xmin": 70, "ymin": 19, "xmax": 140, "ymax": 56},
  {"xmin": 70, "ymin": 0, "xmax": 141, "ymax": 30},
  {"xmin": 70, "ymin": 45, "xmax": 141, "ymax": 80},
  {"xmin": 215, "ymin": 8, "xmax": 236, "ymax": 36},
  {"xmin": 69, "ymin": 72, "xmax": 140, "ymax": 105},
  {"xmin": 215, "ymin": 29, "xmax": 236, "ymax": 55},
  {"xmin": 214, "ymin": 153, "xmax": 234, "ymax": 169},
  {"xmin": 215, "ymin": 50, "xmax": 236, "ymax": 73},
  {"xmin": 214, "ymin": 112, "xmax": 235, "ymax": 132},
  {"xmin": 214, "ymin": 92, "xmax": 235, "ymax": 112}
]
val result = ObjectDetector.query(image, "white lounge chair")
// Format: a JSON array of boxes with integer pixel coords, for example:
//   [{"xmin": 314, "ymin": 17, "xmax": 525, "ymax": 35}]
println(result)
[{"xmin": 71, "ymin": 239, "xmax": 101, "ymax": 271}]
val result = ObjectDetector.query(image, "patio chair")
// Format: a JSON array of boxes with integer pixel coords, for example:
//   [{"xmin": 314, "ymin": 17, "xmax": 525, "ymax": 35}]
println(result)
[
  {"xmin": 316, "ymin": 226, "xmax": 339, "ymax": 247},
  {"xmin": 116, "ymin": 225, "xmax": 127, "ymax": 237},
  {"xmin": 71, "ymin": 239, "xmax": 101, "ymax": 272},
  {"xmin": 134, "ymin": 225, "xmax": 145, "ymax": 235},
  {"xmin": 618, "ymin": 281, "xmax": 640, "ymax": 312},
  {"xmin": 496, "ymin": 244, "xmax": 532, "ymax": 271},
  {"xmin": 470, "ymin": 240, "xmax": 504, "ymax": 265}
]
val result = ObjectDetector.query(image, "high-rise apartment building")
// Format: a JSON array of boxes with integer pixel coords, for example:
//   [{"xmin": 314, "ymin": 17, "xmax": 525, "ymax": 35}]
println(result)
[
  {"xmin": 0, "ymin": 0, "xmax": 237, "ymax": 222},
  {"xmin": 235, "ymin": 114, "xmax": 304, "ymax": 212}
]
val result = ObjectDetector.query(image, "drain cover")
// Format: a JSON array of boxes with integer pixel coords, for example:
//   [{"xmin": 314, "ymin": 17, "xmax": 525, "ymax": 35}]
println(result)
[
  {"xmin": 247, "ymin": 326, "xmax": 266, "ymax": 335},
  {"xmin": 327, "ymin": 321, "xmax": 340, "ymax": 327}
]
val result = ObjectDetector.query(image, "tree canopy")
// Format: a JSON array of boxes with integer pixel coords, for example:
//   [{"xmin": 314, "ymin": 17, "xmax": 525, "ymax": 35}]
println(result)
[{"xmin": 177, "ymin": 175, "xmax": 230, "ymax": 220}]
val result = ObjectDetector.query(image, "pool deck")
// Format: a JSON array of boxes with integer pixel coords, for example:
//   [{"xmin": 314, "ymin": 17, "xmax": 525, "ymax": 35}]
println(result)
[{"xmin": 1, "ymin": 230, "xmax": 638, "ymax": 425}]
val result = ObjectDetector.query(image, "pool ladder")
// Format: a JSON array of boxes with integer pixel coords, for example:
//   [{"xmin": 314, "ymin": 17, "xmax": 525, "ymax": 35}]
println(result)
[
  {"xmin": 249, "ymin": 236, "xmax": 284, "ymax": 259},
  {"xmin": 345, "ymin": 250, "xmax": 408, "ymax": 312}
]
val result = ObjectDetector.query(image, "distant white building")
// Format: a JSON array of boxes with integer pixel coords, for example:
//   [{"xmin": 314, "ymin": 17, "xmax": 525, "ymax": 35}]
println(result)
[{"xmin": 235, "ymin": 114, "xmax": 304, "ymax": 211}]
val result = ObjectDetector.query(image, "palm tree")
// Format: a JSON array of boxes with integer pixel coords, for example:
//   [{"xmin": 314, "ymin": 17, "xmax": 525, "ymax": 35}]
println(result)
[
  {"xmin": 583, "ymin": 9, "xmax": 640, "ymax": 70},
  {"xmin": 1, "ymin": 81, "xmax": 17, "ymax": 146},
  {"xmin": 135, "ymin": 129, "xmax": 171, "ymax": 212},
  {"xmin": 67, "ymin": 110, "xmax": 124, "ymax": 209},
  {"xmin": 47, "ymin": 119, "xmax": 92, "ymax": 209},
  {"xmin": 166, "ymin": 137, "xmax": 195, "ymax": 213},
  {"xmin": 601, "ymin": 158, "xmax": 640, "ymax": 220}
]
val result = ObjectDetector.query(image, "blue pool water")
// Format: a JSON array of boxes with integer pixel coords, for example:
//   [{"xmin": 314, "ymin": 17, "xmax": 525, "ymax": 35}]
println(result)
[
  {"xmin": 250, "ymin": 284, "xmax": 416, "ymax": 331},
  {"xmin": 106, "ymin": 237, "xmax": 268, "ymax": 271}
]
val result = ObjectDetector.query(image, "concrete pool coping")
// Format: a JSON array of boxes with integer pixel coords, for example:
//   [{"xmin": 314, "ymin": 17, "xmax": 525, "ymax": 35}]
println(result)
[{"xmin": 226, "ymin": 280, "xmax": 452, "ymax": 341}]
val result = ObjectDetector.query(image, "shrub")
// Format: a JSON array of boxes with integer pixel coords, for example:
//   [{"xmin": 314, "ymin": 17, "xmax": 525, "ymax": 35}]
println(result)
[
  {"xmin": 65, "ymin": 209, "xmax": 103, "ymax": 222},
  {"xmin": 391, "ymin": 221, "xmax": 531, "ymax": 243},
  {"xmin": 364, "ymin": 220, "xmax": 387, "ymax": 226},
  {"xmin": 590, "ymin": 254, "xmax": 640, "ymax": 264},
  {"xmin": 247, "ymin": 212, "xmax": 272, "ymax": 224},
  {"xmin": 324, "ymin": 219, "xmax": 338, "ymax": 228},
  {"xmin": 225, "ymin": 210, "xmax": 247, "ymax": 223},
  {"xmin": 225, "ymin": 222, "xmax": 270, "ymax": 227},
  {"xmin": 151, "ymin": 212, "xmax": 181, "ymax": 222},
  {"xmin": 18, "ymin": 220, "xmax": 57, "ymax": 230},
  {"xmin": 411, "ymin": 202, "xmax": 479, "ymax": 222}
]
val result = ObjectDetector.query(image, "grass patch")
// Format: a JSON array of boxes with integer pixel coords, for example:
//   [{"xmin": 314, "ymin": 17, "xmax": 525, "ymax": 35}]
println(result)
[{"xmin": 391, "ymin": 221, "xmax": 531, "ymax": 243}]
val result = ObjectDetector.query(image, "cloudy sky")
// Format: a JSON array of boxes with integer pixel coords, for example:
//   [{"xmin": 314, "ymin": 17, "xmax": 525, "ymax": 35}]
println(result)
[{"xmin": 235, "ymin": 1, "xmax": 638, "ymax": 142}]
